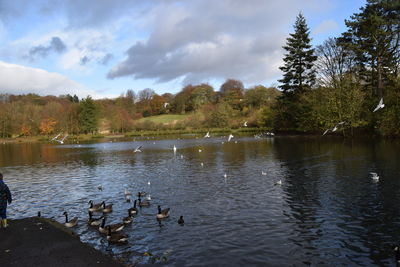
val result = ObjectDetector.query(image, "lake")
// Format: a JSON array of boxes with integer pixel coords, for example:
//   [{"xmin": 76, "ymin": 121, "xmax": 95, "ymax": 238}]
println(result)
[{"xmin": 1, "ymin": 135, "xmax": 400, "ymax": 266}]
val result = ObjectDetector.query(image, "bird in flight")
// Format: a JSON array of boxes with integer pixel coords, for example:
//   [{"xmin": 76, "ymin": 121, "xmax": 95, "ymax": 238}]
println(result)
[
  {"xmin": 204, "ymin": 132, "xmax": 210, "ymax": 138},
  {"xmin": 134, "ymin": 145, "xmax": 142, "ymax": 153},
  {"xmin": 373, "ymin": 98, "xmax": 385, "ymax": 112},
  {"xmin": 243, "ymin": 121, "xmax": 248, "ymax": 127},
  {"xmin": 55, "ymin": 134, "xmax": 68, "ymax": 144},
  {"xmin": 323, "ymin": 121, "xmax": 346, "ymax": 135},
  {"xmin": 228, "ymin": 134, "xmax": 234, "ymax": 142}
]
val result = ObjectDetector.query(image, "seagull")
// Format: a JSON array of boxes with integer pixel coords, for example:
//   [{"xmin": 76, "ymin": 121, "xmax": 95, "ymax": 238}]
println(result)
[
  {"xmin": 204, "ymin": 132, "xmax": 210, "ymax": 138},
  {"xmin": 146, "ymin": 194, "xmax": 151, "ymax": 201},
  {"xmin": 373, "ymin": 98, "xmax": 385, "ymax": 112},
  {"xmin": 243, "ymin": 121, "xmax": 248, "ymax": 127},
  {"xmin": 173, "ymin": 145, "xmax": 177, "ymax": 154},
  {"xmin": 134, "ymin": 145, "xmax": 142, "ymax": 153},
  {"xmin": 97, "ymin": 184, "xmax": 103, "ymax": 191},
  {"xmin": 200, "ymin": 162, "xmax": 204, "ymax": 167},
  {"xmin": 370, "ymin": 172, "xmax": 379, "ymax": 182},
  {"xmin": 228, "ymin": 134, "xmax": 234, "ymax": 142},
  {"xmin": 275, "ymin": 180, "xmax": 282, "ymax": 185},
  {"xmin": 124, "ymin": 188, "xmax": 132, "ymax": 196},
  {"xmin": 223, "ymin": 173, "xmax": 227, "ymax": 178},
  {"xmin": 51, "ymin": 133, "xmax": 61, "ymax": 141},
  {"xmin": 261, "ymin": 171, "xmax": 267, "ymax": 176},
  {"xmin": 56, "ymin": 134, "xmax": 68, "ymax": 144},
  {"xmin": 148, "ymin": 181, "xmax": 151, "ymax": 186},
  {"xmin": 198, "ymin": 149, "xmax": 202, "ymax": 153}
]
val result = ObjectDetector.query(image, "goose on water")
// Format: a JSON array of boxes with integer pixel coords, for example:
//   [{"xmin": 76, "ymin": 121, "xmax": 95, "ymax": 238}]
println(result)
[
  {"xmin": 99, "ymin": 217, "xmax": 124, "ymax": 234},
  {"xmin": 88, "ymin": 200, "xmax": 103, "ymax": 212},
  {"xmin": 107, "ymin": 226, "xmax": 128, "ymax": 244},
  {"xmin": 62, "ymin": 211, "xmax": 78, "ymax": 228},
  {"xmin": 138, "ymin": 197, "xmax": 150, "ymax": 207},
  {"xmin": 87, "ymin": 211, "xmax": 104, "ymax": 226},
  {"xmin": 128, "ymin": 200, "xmax": 138, "ymax": 215},
  {"xmin": 156, "ymin": 205, "xmax": 170, "ymax": 219}
]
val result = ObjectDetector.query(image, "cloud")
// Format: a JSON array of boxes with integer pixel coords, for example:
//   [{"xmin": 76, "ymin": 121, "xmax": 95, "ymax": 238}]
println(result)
[
  {"xmin": 107, "ymin": 0, "xmax": 324, "ymax": 85},
  {"xmin": 80, "ymin": 56, "xmax": 90, "ymax": 65},
  {"xmin": 98, "ymin": 53, "xmax": 113, "ymax": 65},
  {"xmin": 313, "ymin": 20, "xmax": 338, "ymax": 35},
  {"xmin": 29, "ymin": 36, "xmax": 66, "ymax": 59},
  {"xmin": 0, "ymin": 61, "xmax": 108, "ymax": 99}
]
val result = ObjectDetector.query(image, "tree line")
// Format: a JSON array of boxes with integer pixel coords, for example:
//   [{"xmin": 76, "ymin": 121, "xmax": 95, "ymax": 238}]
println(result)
[
  {"xmin": 0, "ymin": 0, "xmax": 399, "ymax": 138},
  {"xmin": 0, "ymin": 82, "xmax": 280, "ymax": 137}
]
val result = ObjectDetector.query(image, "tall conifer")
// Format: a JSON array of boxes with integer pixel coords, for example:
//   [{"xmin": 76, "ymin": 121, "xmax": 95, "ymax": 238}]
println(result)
[{"xmin": 279, "ymin": 13, "xmax": 317, "ymax": 96}]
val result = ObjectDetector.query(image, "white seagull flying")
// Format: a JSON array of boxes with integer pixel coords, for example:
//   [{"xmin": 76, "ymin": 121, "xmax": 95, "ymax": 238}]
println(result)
[{"xmin": 373, "ymin": 98, "xmax": 385, "ymax": 112}]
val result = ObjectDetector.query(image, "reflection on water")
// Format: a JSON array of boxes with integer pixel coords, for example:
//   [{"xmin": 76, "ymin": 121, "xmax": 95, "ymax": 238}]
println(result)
[{"xmin": 1, "ymin": 136, "xmax": 400, "ymax": 266}]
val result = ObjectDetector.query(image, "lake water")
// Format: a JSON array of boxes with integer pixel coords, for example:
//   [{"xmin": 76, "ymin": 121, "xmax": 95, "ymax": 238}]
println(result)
[{"xmin": 1, "ymin": 135, "xmax": 400, "ymax": 266}]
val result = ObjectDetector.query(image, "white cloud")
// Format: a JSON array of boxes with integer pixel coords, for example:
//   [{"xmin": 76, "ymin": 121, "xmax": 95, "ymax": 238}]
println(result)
[
  {"xmin": 313, "ymin": 20, "xmax": 338, "ymax": 35},
  {"xmin": 0, "ymin": 61, "xmax": 110, "ymax": 99},
  {"xmin": 108, "ymin": 0, "xmax": 324, "ymax": 85}
]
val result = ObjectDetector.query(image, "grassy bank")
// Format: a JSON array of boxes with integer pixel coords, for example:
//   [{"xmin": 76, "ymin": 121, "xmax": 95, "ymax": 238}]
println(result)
[{"xmin": 0, "ymin": 127, "xmax": 274, "ymax": 143}]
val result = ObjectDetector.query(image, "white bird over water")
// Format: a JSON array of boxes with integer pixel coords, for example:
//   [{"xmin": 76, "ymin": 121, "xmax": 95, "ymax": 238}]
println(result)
[
  {"xmin": 228, "ymin": 134, "xmax": 234, "ymax": 142},
  {"xmin": 275, "ymin": 180, "xmax": 282, "ymax": 185},
  {"xmin": 373, "ymin": 98, "xmax": 385, "ymax": 112},
  {"xmin": 51, "ymin": 133, "xmax": 61, "ymax": 141},
  {"xmin": 133, "ymin": 145, "xmax": 142, "ymax": 153},
  {"xmin": 55, "ymin": 134, "xmax": 68, "ymax": 144},
  {"xmin": 204, "ymin": 132, "xmax": 210, "ymax": 138},
  {"xmin": 223, "ymin": 173, "xmax": 227, "ymax": 178},
  {"xmin": 370, "ymin": 172, "xmax": 379, "ymax": 182},
  {"xmin": 261, "ymin": 171, "xmax": 267, "ymax": 176},
  {"xmin": 173, "ymin": 145, "xmax": 177, "ymax": 154},
  {"xmin": 243, "ymin": 121, "xmax": 248, "ymax": 127}
]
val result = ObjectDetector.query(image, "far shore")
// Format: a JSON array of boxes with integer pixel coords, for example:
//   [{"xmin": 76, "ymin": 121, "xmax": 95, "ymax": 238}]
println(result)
[{"xmin": 0, "ymin": 127, "xmax": 277, "ymax": 144}]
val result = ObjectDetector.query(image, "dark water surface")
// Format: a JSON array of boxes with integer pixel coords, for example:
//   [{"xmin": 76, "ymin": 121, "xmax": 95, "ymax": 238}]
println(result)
[{"xmin": 1, "ymin": 136, "xmax": 400, "ymax": 266}]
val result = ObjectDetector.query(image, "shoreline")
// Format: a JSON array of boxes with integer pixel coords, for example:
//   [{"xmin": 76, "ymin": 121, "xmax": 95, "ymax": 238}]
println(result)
[{"xmin": 0, "ymin": 216, "xmax": 125, "ymax": 267}]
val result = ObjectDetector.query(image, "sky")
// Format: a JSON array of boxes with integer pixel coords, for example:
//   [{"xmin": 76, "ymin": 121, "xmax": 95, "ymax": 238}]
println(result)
[{"xmin": 0, "ymin": 0, "xmax": 366, "ymax": 99}]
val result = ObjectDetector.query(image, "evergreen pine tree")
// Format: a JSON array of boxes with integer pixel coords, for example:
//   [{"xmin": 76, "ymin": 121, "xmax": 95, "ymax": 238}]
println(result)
[
  {"xmin": 276, "ymin": 13, "xmax": 316, "ymax": 131},
  {"xmin": 339, "ymin": 0, "xmax": 400, "ymax": 98},
  {"xmin": 279, "ymin": 13, "xmax": 317, "ymax": 96},
  {"xmin": 79, "ymin": 96, "xmax": 98, "ymax": 134}
]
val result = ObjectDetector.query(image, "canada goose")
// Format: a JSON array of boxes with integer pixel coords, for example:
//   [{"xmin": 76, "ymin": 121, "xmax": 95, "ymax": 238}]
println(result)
[
  {"xmin": 37, "ymin": 211, "xmax": 41, "ymax": 217},
  {"xmin": 88, "ymin": 211, "xmax": 104, "ymax": 226},
  {"xmin": 156, "ymin": 205, "xmax": 170, "ymax": 219},
  {"xmin": 88, "ymin": 200, "xmax": 103, "ymax": 212},
  {"xmin": 178, "ymin": 216, "xmax": 184, "ymax": 225},
  {"xmin": 107, "ymin": 226, "xmax": 128, "ymax": 244},
  {"xmin": 102, "ymin": 202, "xmax": 113, "ymax": 214},
  {"xmin": 123, "ymin": 210, "xmax": 133, "ymax": 225},
  {"xmin": 137, "ymin": 191, "xmax": 146, "ymax": 197},
  {"xmin": 98, "ymin": 217, "xmax": 124, "ymax": 234},
  {"xmin": 138, "ymin": 197, "xmax": 150, "ymax": 207},
  {"xmin": 62, "ymin": 212, "xmax": 78, "ymax": 228},
  {"xmin": 128, "ymin": 200, "xmax": 138, "ymax": 215}
]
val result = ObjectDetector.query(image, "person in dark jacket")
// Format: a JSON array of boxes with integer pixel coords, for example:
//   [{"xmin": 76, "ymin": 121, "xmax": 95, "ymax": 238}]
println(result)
[{"xmin": 0, "ymin": 172, "xmax": 12, "ymax": 228}]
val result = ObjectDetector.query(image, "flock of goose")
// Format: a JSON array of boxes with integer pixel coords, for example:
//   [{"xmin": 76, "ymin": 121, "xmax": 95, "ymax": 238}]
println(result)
[{"xmin": 61, "ymin": 190, "xmax": 182, "ymax": 245}]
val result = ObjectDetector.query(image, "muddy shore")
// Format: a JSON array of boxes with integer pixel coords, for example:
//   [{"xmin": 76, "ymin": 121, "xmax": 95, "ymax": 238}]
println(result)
[{"xmin": 0, "ymin": 217, "xmax": 125, "ymax": 267}]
